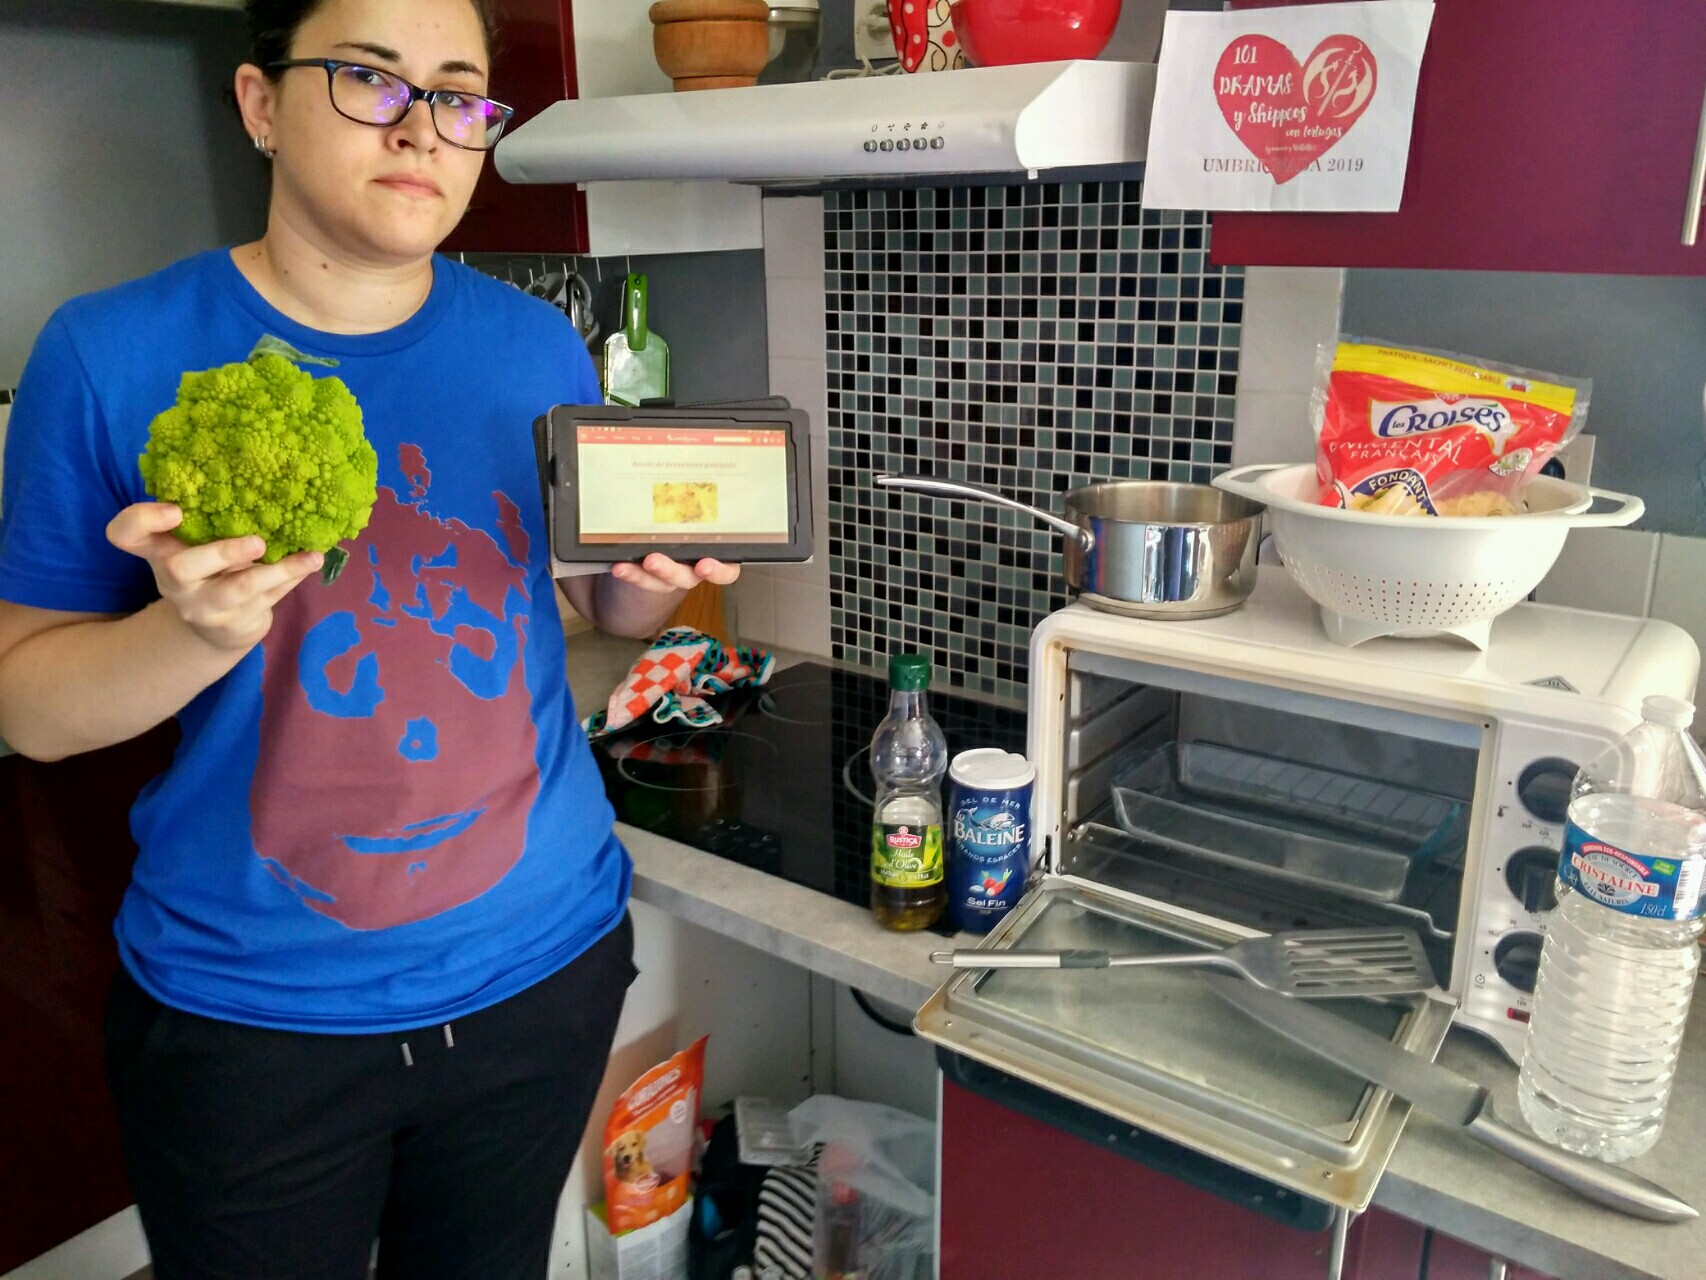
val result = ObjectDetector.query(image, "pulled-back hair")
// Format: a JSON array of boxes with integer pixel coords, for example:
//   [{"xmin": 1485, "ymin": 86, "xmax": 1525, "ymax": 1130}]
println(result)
[{"xmin": 244, "ymin": 0, "xmax": 499, "ymax": 74}]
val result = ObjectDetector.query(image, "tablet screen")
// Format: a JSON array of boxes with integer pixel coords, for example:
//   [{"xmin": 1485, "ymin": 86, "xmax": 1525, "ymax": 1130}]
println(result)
[{"xmin": 575, "ymin": 424, "xmax": 793, "ymax": 545}]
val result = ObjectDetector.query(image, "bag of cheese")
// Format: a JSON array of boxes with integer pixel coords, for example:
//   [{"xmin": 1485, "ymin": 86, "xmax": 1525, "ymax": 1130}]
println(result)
[{"xmin": 1311, "ymin": 340, "xmax": 1591, "ymax": 516}]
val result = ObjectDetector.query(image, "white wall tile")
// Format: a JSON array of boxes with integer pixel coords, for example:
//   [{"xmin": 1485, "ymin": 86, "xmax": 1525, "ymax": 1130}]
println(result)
[
  {"xmin": 1230, "ymin": 390, "xmax": 1314, "ymax": 468},
  {"xmin": 1237, "ymin": 267, "xmax": 1344, "ymax": 395},
  {"xmin": 1226, "ymin": 267, "xmax": 1340, "ymax": 470},
  {"xmin": 772, "ymin": 581, "xmax": 832, "ymax": 657},
  {"xmin": 1533, "ymin": 528, "xmax": 1659, "ymax": 616},
  {"xmin": 732, "ymin": 570, "xmax": 778, "ymax": 645},
  {"xmin": 769, "ymin": 354, "xmax": 829, "ymax": 427},
  {"xmin": 765, "ymin": 277, "xmax": 827, "ymax": 362},
  {"xmin": 762, "ymin": 195, "xmax": 826, "ymax": 281},
  {"xmin": 768, "ymin": 353, "xmax": 831, "ymax": 590},
  {"xmin": 1651, "ymin": 534, "xmax": 1706, "ymax": 659},
  {"xmin": 766, "ymin": 552, "xmax": 828, "ymax": 589}
]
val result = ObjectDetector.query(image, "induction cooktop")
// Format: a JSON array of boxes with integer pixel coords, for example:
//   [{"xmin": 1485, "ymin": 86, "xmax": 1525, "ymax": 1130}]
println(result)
[{"xmin": 589, "ymin": 662, "xmax": 1028, "ymax": 910}]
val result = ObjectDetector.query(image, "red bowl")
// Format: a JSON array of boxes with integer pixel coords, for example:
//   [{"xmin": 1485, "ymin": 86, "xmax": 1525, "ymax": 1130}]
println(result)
[{"xmin": 948, "ymin": 0, "xmax": 1122, "ymax": 66}]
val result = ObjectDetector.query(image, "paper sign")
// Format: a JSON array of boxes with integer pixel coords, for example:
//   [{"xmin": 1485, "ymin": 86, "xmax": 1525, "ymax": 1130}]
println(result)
[{"xmin": 1144, "ymin": 1, "xmax": 1434, "ymax": 211}]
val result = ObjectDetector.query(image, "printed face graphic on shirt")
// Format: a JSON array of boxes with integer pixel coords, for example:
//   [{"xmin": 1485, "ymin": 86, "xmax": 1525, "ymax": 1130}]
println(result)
[{"xmin": 251, "ymin": 444, "xmax": 540, "ymax": 930}]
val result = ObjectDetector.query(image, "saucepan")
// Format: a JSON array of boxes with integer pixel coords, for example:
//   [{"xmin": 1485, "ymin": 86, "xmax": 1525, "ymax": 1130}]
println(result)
[{"xmin": 875, "ymin": 474, "xmax": 1265, "ymax": 619}]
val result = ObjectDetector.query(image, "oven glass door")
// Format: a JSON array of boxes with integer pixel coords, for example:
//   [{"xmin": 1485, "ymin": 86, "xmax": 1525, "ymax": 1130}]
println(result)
[
  {"xmin": 1055, "ymin": 655, "xmax": 1485, "ymax": 990},
  {"xmin": 915, "ymin": 881, "xmax": 1454, "ymax": 1211}
]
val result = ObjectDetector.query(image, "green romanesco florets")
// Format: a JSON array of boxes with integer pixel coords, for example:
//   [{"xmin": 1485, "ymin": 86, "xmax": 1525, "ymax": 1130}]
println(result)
[{"xmin": 138, "ymin": 352, "xmax": 378, "ymax": 564}]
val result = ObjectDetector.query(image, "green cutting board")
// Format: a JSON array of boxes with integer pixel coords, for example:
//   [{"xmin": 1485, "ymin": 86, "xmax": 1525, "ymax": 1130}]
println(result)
[{"xmin": 603, "ymin": 273, "xmax": 670, "ymax": 406}]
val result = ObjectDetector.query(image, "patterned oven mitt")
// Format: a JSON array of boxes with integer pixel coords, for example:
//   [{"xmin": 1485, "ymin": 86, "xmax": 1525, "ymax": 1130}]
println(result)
[{"xmin": 583, "ymin": 626, "xmax": 775, "ymax": 740}]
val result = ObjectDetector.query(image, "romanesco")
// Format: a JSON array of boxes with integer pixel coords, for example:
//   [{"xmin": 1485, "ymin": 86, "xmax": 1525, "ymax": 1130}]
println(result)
[{"xmin": 139, "ymin": 343, "xmax": 378, "ymax": 582}]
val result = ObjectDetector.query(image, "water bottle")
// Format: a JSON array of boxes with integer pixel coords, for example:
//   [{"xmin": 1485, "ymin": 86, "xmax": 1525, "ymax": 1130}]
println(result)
[
  {"xmin": 869, "ymin": 653, "xmax": 948, "ymax": 931},
  {"xmin": 1517, "ymin": 695, "xmax": 1706, "ymax": 1162}
]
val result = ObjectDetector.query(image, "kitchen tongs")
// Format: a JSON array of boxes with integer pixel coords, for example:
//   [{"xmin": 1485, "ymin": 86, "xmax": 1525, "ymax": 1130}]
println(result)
[{"xmin": 931, "ymin": 927, "xmax": 1437, "ymax": 998}]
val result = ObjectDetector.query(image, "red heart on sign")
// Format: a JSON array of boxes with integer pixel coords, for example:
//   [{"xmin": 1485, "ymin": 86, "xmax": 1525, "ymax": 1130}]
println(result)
[{"xmin": 1214, "ymin": 34, "xmax": 1378, "ymax": 184}]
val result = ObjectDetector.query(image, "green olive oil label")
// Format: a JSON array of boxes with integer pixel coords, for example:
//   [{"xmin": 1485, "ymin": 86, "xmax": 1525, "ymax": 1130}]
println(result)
[{"xmin": 872, "ymin": 822, "xmax": 945, "ymax": 889}]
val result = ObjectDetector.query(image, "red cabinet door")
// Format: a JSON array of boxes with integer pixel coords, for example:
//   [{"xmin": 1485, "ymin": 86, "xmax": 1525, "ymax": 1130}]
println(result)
[
  {"xmin": 443, "ymin": 0, "xmax": 588, "ymax": 254},
  {"xmin": 940, "ymin": 1078, "xmax": 1429, "ymax": 1280},
  {"xmin": 1424, "ymin": 1232, "xmax": 1556, "ymax": 1280},
  {"xmin": 0, "ymin": 727, "xmax": 175, "ymax": 1271},
  {"xmin": 1211, "ymin": 0, "xmax": 1706, "ymax": 275}
]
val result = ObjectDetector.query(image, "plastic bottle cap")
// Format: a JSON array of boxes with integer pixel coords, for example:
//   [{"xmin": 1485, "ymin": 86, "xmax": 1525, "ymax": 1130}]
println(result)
[
  {"xmin": 888, "ymin": 652, "xmax": 931, "ymax": 691},
  {"xmin": 1642, "ymin": 695, "xmax": 1696, "ymax": 730},
  {"xmin": 950, "ymin": 747, "xmax": 1036, "ymax": 789}
]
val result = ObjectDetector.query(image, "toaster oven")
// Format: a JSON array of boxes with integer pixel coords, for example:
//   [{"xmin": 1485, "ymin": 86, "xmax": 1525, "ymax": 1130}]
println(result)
[{"xmin": 917, "ymin": 567, "xmax": 1697, "ymax": 1211}]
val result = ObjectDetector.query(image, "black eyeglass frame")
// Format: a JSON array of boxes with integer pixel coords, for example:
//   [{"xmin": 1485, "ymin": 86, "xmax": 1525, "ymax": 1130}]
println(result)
[{"xmin": 266, "ymin": 58, "xmax": 516, "ymax": 152}]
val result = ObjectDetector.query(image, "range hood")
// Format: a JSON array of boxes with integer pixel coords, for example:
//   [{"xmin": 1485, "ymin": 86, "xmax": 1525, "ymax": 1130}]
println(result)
[{"xmin": 494, "ymin": 60, "xmax": 1156, "ymax": 187}]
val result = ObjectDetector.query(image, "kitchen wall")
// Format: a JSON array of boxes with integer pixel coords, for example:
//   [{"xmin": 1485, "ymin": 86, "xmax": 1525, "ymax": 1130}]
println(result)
[
  {"xmin": 1339, "ymin": 269, "xmax": 1706, "ymax": 665},
  {"xmin": 743, "ymin": 186, "xmax": 1247, "ymax": 704},
  {"xmin": 1341, "ymin": 271, "xmax": 1706, "ymax": 540},
  {"xmin": 463, "ymin": 251, "xmax": 770, "ymax": 407},
  {"xmin": 745, "ymin": 193, "xmax": 1706, "ymax": 686},
  {"xmin": 738, "ymin": 197, "xmax": 836, "ymax": 656},
  {"xmin": 0, "ymin": 1, "xmax": 267, "ymax": 387},
  {"xmin": 1229, "ymin": 264, "xmax": 1706, "ymax": 664},
  {"xmin": 0, "ymin": 7, "xmax": 266, "ymax": 1273}
]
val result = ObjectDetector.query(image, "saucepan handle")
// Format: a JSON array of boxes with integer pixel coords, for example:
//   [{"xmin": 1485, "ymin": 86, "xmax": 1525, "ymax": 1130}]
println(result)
[{"xmin": 876, "ymin": 474, "xmax": 1094, "ymax": 552}]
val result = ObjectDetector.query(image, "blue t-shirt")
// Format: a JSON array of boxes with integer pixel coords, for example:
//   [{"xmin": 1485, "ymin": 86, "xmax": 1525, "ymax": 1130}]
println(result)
[{"xmin": 0, "ymin": 249, "xmax": 631, "ymax": 1032}]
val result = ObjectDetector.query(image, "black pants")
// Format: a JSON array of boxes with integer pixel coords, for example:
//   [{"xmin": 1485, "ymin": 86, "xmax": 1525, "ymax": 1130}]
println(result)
[{"xmin": 104, "ymin": 914, "xmax": 636, "ymax": 1280}]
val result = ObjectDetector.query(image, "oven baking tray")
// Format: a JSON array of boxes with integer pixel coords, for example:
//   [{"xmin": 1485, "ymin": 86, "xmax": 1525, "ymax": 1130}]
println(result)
[
  {"xmin": 1110, "ymin": 742, "xmax": 1465, "ymax": 904},
  {"xmin": 915, "ymin": 879, "xmax": 1453, "ymax": 1212}
]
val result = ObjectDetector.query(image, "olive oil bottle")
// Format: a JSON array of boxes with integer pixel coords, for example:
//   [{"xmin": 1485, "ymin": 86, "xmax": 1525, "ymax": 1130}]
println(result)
[{"xmin": 870, "ymin": 654, "xmax": 948, "ymax": 931}]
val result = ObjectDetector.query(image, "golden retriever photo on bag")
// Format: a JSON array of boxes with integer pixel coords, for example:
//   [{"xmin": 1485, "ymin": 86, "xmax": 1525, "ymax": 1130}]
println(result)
[
  {"xmin": 605, "ymin": 1128, "xmax": 658, "ymax": 1187},
  {"xmin": 601, "ymin": 1037, "xmax": 706, "ymax": 1232}
]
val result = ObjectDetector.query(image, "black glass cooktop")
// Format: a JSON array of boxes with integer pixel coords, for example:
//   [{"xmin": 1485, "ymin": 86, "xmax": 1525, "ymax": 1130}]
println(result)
[{"xmin": 591, "ymin": 662, "xmax": 1028, "ymax": 910}]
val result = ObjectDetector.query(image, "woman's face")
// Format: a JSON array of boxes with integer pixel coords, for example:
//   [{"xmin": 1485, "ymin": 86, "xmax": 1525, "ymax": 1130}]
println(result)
[{"xmin": 246, "ymin": 0, "xmax": 491, "ymax": 263}]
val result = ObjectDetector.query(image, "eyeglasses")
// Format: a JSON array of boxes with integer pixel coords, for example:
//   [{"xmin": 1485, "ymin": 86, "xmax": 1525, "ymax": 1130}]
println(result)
[{"xmin": 268, "ymin": 58, "xmax": 515, "ymax": 152}]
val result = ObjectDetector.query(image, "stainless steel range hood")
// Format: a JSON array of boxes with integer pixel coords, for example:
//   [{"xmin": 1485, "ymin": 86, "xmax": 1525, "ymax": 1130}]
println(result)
[{"xmin": 493, "ymin": 60, "xmax": 1156, "ymax": 187}]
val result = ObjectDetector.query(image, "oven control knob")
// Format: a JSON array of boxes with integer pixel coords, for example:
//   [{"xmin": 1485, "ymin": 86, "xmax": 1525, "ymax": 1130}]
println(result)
[
  {"xmin": 1504, "ymin": 846, "xmax": 1561, "ymax": 914},
  {"xmin": 1516, "ymin": 757, "xmax": 1579, "ymax": 825},
  {"xmin": 1494, "ymin": 931, "xmax": 1544, "ymax": 993}
]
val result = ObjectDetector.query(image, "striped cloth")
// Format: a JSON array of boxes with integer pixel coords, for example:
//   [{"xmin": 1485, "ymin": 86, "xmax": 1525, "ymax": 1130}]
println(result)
[{"xmin": 751, "ymin": 1159, "xmax": 817, "ymax": 1278}]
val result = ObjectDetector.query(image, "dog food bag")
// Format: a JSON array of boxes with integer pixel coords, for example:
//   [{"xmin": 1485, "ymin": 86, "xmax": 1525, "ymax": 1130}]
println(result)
[
  {"xmin": 1312, "ymin": 340, "xmax": 1591, "ymax": 516},
  {"xmin": 603, "ymin": 1036, "xmax": 708, "ymax": 1234}
]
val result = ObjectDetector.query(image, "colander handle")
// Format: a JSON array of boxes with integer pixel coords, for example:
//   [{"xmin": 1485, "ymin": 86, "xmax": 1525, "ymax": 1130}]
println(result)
[
  {"xmin": 1535, "ymin": 486, "xmax": 1646, "ymax": 528},
  {"xmin": 1211, "ymin": 463, "xmax": 1290, "ymax": 503}
]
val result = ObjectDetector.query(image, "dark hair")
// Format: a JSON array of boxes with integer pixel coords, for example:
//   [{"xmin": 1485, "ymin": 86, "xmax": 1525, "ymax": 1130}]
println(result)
[{"xmin": 245, "ymin": 0, "xmax": 499, "ymax": 75}]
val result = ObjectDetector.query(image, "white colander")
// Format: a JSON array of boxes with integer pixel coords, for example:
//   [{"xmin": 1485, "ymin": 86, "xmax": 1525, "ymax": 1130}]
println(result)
[{"xmin": 1212, "ymin": 464, "xmax": 1645, "ymax": 649}]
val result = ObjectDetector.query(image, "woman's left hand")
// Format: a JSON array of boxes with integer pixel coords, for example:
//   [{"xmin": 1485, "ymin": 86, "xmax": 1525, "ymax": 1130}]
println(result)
[{"xmin": 611, "ymin": 554, "xmax": 741, "ymax": 594}]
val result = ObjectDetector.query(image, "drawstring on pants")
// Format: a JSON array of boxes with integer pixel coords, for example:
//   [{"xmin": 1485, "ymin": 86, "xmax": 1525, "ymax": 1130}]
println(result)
[{"xmin": 399, "ymin": 1024, "xmax": 455, "ymax": 1067}]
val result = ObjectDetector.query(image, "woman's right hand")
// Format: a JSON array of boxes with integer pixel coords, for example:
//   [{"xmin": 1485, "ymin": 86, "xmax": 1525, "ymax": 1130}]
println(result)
[{"xmin": 106, "ymin": 503, "xmax": 323, "ymax": 651}]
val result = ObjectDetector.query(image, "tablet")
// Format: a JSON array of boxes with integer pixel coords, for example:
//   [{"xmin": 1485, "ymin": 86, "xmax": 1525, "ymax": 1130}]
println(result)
[{"xmin": 534, "ymin": 403, "xmax": 814, "ymax": 566}]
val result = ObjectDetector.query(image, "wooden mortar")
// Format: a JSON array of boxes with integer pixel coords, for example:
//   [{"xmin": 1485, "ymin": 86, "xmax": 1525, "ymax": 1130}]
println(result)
[{"xmin": 650, "ymin": 0, "xmax": 773, "ymax": 90}]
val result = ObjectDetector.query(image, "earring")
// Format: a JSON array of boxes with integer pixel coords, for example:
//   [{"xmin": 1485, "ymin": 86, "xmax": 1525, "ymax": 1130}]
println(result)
[{"xmin": 252, "ymin": 134, "xmax": 275, "ymax": 158}]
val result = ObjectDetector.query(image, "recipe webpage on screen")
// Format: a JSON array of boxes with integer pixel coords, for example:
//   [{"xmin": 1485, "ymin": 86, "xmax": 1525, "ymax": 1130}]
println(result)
[{"xmin": 576, "ymin": 425, "xmax": 792, "ymax": 544}]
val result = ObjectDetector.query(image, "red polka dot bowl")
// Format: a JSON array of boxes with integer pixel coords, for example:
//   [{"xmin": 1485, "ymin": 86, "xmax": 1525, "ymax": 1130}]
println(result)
[{"xmin": 946, "ymin": 0, "xmax": 1123, "ymax": 66}]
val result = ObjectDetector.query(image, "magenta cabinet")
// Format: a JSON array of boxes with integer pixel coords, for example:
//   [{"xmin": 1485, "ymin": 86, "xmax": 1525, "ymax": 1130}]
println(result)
[
  {"xmin": 442, "ymin": 0, "xmax": 588, "ymax": 254},
  {"xmin": 1211, "ymin": 0, "xmax": 1706, "ymax": 275},
  {"xmin": 1423, "ymin": 1234, "xmax": 1555, "ymax": 1280},
  {"xmin": 0, "ymin": 727, "xmax": 175, "ymax": 1271},
  {"xmin": 941, "ymin": 1078, "xmax": 1437, "ymax": 1279}
]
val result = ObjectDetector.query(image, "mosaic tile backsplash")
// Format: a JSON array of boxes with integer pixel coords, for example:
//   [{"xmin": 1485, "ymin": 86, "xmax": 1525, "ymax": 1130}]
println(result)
[{"xmin": 825, "ymin": 180, "xmax": 1245, "ymax": 702}]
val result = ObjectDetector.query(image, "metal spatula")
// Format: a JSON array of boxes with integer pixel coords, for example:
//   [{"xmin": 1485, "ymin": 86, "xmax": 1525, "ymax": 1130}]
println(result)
[{"xmin": 930, "ymin": 927, "xmax": 1437, "ymax": 998}]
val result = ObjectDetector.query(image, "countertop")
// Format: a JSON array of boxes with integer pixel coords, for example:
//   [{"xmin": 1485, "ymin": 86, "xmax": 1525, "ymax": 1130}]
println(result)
[{"xmin": 567, "ymin": 631, "xmax": 1704, "ymax": 1280}]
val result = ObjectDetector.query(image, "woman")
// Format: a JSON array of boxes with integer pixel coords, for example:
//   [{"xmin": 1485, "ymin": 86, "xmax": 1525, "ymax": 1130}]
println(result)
[{"xmin": 0, "ymin": 0, "xmax": 735, "ymax": 1275}]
